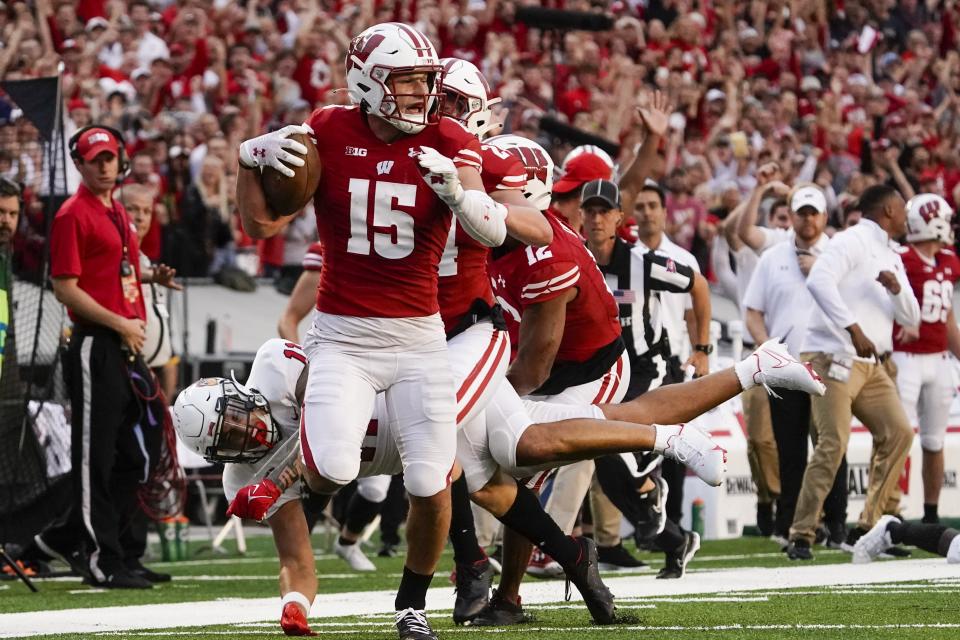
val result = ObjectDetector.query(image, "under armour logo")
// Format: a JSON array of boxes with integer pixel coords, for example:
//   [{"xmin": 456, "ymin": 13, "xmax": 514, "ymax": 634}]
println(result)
[
  {"xmin": 495, "ymin": 275, "xmax": 506, "ymax": 287},
  {"xmin": 408, "ymin": 147, "xmax": 421, "ymax": 158},
  {"xmin": 253, "ymin": 148, "xmax": 266, "ymax": 158},
  {"xmin": 377, "ymin": 160, "xmax": 394, "ymax": 175}
]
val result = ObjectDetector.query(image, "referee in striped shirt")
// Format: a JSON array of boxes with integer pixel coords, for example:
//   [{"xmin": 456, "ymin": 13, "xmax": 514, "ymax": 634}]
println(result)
[{"xmin": 582, "ymin": 178, "xmax": 711, "ymax": 576}]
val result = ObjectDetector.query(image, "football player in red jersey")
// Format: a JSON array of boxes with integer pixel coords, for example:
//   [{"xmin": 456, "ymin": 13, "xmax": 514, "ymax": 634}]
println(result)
[
  {"xmin": 483, "ymin": 134, "xmax": 636, "ymax": 612},
  {"xmin": 235, "ymin": 23, "xmax": 513, "ymax": 640},
  {"xmin": 891, "ymin": 194, "xmax": 960, "ymax": 524}
]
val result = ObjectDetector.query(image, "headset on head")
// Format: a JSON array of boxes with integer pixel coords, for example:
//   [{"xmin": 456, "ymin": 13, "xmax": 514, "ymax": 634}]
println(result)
[{"xmin": 68, "ymin": 124, "xmax": 130, "ymax": 177}]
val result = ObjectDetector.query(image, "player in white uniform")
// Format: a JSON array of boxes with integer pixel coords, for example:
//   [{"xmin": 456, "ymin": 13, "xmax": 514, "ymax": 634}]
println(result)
[{"xmin": 173, "ymin": 335, "xmax": 824, "ymax": 635}]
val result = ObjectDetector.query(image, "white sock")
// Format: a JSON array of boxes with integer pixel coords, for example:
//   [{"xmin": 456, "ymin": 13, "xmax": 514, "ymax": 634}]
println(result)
[
  {"xmin": 734, "ymin": 354, "xmax": 759, "ymax": 391},
  {"xmin": 653, "ymin": 424, "xmax": 683, "ymax": 454},
  {"xmin": 281, "ymin": 591, "xmax": 313, "ymax": 615}
]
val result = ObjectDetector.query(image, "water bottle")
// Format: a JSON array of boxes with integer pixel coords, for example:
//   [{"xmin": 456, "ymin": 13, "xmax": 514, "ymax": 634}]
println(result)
[
  {"xmin": 157, "ymin": 518, "xmax": 176, "ymax": 562},
  {"xmin": 175, "ymin": 515, "xmax": 189, "ymax": 560},
  {"xmin": 691, "ymin": 498, "xmax": 706, "ymax": 538}
]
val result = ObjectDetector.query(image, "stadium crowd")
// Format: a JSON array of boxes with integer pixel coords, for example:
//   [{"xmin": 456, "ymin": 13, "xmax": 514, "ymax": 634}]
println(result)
[{"xmin": 3, "ymin": 0, "xmax": 960, "ymax": 626}]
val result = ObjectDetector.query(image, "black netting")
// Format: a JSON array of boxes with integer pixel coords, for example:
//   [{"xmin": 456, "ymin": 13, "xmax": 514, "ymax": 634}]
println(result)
[{"xmin": 0, "ymin": 82, "xmax": 71, "ymax": 544}]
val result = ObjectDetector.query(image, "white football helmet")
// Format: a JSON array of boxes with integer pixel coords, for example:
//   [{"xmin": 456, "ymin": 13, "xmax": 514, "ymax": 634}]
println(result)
[
  {"xmin": 906, "ymin": 193, "xmax": 954, "ymax": 244},
  {"xmin": 563, "ymin": 145, "xmax": 615, "ymax": 172},
  {"xmin": 345, "ymin": 22, "xmax": 443, "ymax": 135},
  {"xmin": 173, "ymin": 377, "xmax": 280, "ymax": 463},
  {"xmin": 439, "ymin": 58, "xmax": 501, "ymax": 138},
  {"xmin": 486, "ymin": 134, "xmax": 555, "ymax": 211}
]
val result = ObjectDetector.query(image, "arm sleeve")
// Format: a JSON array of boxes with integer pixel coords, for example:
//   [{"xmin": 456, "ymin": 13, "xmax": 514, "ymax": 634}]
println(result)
[
  {"xmin": 49, "ymin": 212, "xmax": 83, "ymax": 279},
  {"xmin": 805, "ymin": 234, "xmax": 858, "ymax": 330},
  {"xmin": 644, "ymin": 252, "xmax": 695, "ymax": 293},
  {"xmin": 518, "ymin": 260, "xmax": 580, "ymax": 308},
  {"xmin": 890, "ymin": 254, "xmax": 921, "ymax": 327}
]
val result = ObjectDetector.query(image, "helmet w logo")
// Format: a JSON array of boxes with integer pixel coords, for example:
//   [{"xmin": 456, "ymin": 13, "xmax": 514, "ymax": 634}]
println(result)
[
  {"xmin": 919, "ymin": 200, "xmax": 940, "ymax": 223},
  {"xmin": 347, "ymin": 33, "xmax": 386, "ymax": 72}
]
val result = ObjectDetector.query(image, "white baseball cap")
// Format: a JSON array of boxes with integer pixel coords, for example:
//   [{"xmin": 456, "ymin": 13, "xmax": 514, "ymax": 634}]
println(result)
[{"xmin": 790, "ymin": 185, "xmax": 827, "ymax": 214}]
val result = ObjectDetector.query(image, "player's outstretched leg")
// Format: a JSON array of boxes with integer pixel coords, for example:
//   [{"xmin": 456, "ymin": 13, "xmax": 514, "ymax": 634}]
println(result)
[{"xmin": 854, "ymin": 516, "xmax": 960, "ymax": 564}]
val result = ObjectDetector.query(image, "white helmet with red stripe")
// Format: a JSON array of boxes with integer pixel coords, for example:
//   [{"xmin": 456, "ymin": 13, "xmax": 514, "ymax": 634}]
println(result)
[
  {"xmin": 439, "ymin": 58, "xmax": 501, "ymax": 138},
  {"xmin": 486, "ymin": 134, "xmax": 554, "ymax": 211},
  {"xmin": 563, "ymin": 145, "xmax": 615, "ymax": 172},
  {"xmin": 906, "ymin": 193, "xmax": 954, "ymax": 244},
  {"xmin": 345, "ymin": 22, "xmax": 444, "ymax": 134}
]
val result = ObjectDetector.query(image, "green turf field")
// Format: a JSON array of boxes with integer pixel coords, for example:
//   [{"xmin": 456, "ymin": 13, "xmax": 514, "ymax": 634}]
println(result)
[{"xmin": 2, "ymin": 532, "xmax": 958, "ymax": 639}]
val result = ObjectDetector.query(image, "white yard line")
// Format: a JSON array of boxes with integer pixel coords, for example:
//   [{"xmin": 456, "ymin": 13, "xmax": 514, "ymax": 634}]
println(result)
[{"xmin": 1, "ymin": 559, "xmax": 958, "ymax": 637}]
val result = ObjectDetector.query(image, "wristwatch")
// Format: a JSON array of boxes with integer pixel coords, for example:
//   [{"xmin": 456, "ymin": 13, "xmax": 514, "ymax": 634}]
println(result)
[{"xmin": 694, "ymin": 343, "xmax": 714, "ymax": 355}]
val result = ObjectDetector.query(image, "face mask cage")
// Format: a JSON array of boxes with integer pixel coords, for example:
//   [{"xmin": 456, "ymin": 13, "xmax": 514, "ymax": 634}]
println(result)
[
  {"xmin": 206, "ymin": 380, "xmax": 279, "ymax": 463},
  {"xmin": 370, "ymin": 65, "xmax": 446, "ymax": 129}
]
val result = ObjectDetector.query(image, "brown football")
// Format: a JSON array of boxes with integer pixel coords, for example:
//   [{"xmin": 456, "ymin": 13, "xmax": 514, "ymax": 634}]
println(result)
[{"xmin": 260, "ymin": 132, "xmax": 321, "ymax": 218}]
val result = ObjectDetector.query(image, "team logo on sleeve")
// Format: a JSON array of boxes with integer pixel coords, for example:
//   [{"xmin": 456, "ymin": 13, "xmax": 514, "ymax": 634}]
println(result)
[{"xmin": 666, "ymin": 258, "xmax": 677, "ymax": 273}]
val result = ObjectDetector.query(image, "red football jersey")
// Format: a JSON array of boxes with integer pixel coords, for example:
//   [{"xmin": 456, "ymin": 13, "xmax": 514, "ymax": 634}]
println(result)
[
  {"xmin": 894, "ymin": 245, "xmax": 960, "ymax": 353},
  {"xmin": 306, "ymin": 106, "xmax": 482, "ymax": 318},
  {"xmin": 437, "ymin": 142, "xmax": 527, "ymax": 332},
  {"xmin": 489, "ymin": 211, "xmax": 621, "ymax": 363}
]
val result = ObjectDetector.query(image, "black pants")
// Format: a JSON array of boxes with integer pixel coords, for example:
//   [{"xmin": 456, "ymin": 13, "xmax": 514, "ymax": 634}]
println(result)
[
  {"xmin": 42, "ymin": 328, "xmax": 159, "ymax": 579},
  {"xmin": 769, "ymin": 388, "xmax": 848, "ymax": 538},
  {"xmin": 629, "ymin": 352, "xmax": 686, "ymax": 524}
]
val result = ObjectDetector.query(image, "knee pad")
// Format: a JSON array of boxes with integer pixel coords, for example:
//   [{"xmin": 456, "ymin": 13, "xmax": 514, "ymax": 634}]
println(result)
[
  {"xmin": 403, "ymin": 462, "xmax": 450, "ymax": 498},
  {"xmin": 313, "ymin": 443, "xmax": 361, "ymax": 487},
  {"xmin": 357, "ymin": 475, "xmax": 391, "ymax": 503},
  {"xmin": 920, "ymin": 433, "xmax": 945, "ymax": 453}
]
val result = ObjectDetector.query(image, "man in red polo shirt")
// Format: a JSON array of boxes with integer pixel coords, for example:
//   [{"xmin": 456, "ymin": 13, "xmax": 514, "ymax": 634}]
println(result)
[{"xmin": 36, "ymin": 127, "xmax": 166, "ymax": 589}]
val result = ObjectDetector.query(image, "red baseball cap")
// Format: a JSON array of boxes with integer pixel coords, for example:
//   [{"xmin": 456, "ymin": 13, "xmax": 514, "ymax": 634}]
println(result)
[
  {"xmin": 75, "ymin": 127, "xmax": 120, "ymax": 161},
  {"xmin": 554, "ymin": 153, "xmax": 613, "ymax": 194}
]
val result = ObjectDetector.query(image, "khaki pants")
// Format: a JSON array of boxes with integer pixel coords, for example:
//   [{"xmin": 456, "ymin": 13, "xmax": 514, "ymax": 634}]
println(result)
[
  {"xmin": 742, "ymin": 384, "xmax": 781, "ymax": 503},
  {"xmin": 589, "ymin": 474, "xmax": 622, "ymax": 547},
  {"xmin": 791, "ymin": 353, "xmax": 913, "ymax": 543}
]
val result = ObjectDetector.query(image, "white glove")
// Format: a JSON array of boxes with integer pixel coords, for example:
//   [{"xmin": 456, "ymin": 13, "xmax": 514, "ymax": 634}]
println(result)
[
  {"xmin": 239, "ymin": 124, "xmax": 315, "ymax": 178},
  {"xmin": 416, "ymin": 146, "xmax": 465, "ymax": 206}
]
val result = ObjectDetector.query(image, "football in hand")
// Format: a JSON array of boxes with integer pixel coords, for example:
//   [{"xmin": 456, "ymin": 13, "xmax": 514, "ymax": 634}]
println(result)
[{"xmin": 260, "ymin": 132, "xmax": 321, "ymax": 218}]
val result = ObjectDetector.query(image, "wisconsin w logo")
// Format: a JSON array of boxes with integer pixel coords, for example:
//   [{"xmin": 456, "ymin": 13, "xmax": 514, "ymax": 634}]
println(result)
[
  {"xmin": 377, "ymin": 161, "xmax": 394, "ymax": 175},
  {"xmin": 347, "ymin": 33, "xmax": 386, "ymax": 72}
]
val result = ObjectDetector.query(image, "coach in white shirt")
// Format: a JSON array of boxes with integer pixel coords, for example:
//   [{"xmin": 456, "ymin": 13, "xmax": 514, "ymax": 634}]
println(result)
[
  {"xmin": 788, "ymin": 184, "xmax": 920, "ymax": 559},
  {"xmin": 743, "ymin": 185, "xmax": 846, "ymax": 544}
]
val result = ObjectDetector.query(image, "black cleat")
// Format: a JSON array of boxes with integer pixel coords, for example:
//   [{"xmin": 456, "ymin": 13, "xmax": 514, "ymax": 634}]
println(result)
[
  {"xmin": 126, "ymin": 560, "xmax": 172, "ymax": 583},
  {"xmin": 880, "ymin": 545, "xmax": 912, "ymax": 558},
  {"xmin": 378, "ymin": 543, "xmax": 399, "ymax": 558},
  {"xmin": 845, "ymin": 526, "xmax": 867, "ymax": 547},
  {"xmin": 657, "ymin": 531, "xmax": 700, "ymax": 579},
  {"xmin": 825, "ymin": 521, "xmax": 847, "ymax": 550},
  {"xmin": 472, "ymin": 588, "xmax": 529, "ymax": 626},
  {"xmin": 452, "ymin": 559, "xmax": 494, "ymax": 625},
  {"xmin": 631, "ymin": 475, "xmax": 668, "ymax": 547},
  {"xmin": 786, "ymin": 538, "xmax": 813, "ymax": 561},
  {"xmin": 597, "ymin": 543, "xmax": 646, "ymax": 571},
  {"xmin": 33, "ymin": 534, "xmax": 91, "ymax": 581},
  {"xmin": 395, "ymin": 608, "xmax": 437, "ymax": 640},
  {"xmin": 565, "ymin": 537, "xmax": 617, "ymax": 624},
  {"xmin": 88, "ymin": 569, "xmax": 154, "ymax": 589}
]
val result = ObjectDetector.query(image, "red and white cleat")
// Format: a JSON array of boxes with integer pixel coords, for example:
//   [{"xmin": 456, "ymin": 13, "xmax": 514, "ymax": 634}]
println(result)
[
  {"xmin": 660, "ymin": 424, "xmax": 727, "ymax": 487},
  {"xmin": 281, "ymin": 602, "xmax": 317, "ymax": 636},
  {"xmin": 738, "ymin": 339, "xmax": 826, "ymax": 397}
]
